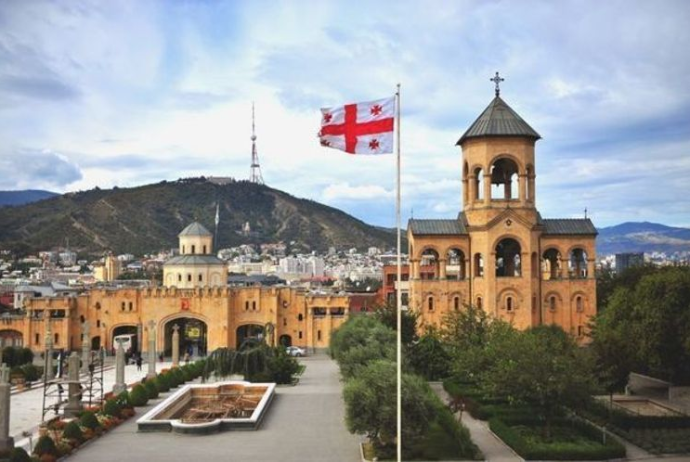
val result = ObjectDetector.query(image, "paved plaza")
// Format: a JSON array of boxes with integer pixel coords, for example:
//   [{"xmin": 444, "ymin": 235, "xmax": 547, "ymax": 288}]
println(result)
[{"xmin": 62, "ymin": 354, "xmax": 361, "ymax": 462}]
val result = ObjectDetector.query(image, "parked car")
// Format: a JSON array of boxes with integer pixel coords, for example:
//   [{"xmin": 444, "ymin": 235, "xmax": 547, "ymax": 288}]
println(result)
[{"xmin": 286, "ymin": 346, "xmax": 305, "ymax": 357}]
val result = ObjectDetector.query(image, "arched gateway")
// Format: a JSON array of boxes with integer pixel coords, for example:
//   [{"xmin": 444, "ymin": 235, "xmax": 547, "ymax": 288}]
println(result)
[{"xmin": 164, "ymin": 317, "xmax": 208, "ymax": 357}]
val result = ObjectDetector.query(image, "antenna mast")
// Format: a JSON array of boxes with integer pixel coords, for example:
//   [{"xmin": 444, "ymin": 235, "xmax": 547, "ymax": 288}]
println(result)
[{"xmin": 249, "ymin": 102, "xmax": 265, "ymax": 184}]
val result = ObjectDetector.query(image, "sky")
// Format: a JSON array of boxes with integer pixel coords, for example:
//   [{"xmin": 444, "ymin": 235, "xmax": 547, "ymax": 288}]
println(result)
[{"xmin": 1, "ymin": 0, "xmax": 689, "ymax": 229}]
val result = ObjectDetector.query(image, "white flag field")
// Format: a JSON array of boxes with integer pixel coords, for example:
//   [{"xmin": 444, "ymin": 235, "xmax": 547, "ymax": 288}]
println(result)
[{"xmin": 318, "ymin": 96, "xmax": 395, "ymax": 155}]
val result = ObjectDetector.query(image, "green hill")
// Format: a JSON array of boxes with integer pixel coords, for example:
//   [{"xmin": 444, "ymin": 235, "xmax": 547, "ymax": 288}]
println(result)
[{"xmin": 0, "ymin": 178, "xmax": 397, "ymax": 256}]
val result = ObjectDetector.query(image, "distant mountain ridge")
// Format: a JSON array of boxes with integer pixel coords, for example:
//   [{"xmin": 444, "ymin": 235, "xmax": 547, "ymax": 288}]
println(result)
[
  {"xmin": 0, "ymin": 178, "xmax": 397, "ymax": 255},
  {"xmin": 597, "ymin": 221, "xmax": 690, "ymax": 255},
  {"xmin": 0, "ymin": 190, "xmax": 58, "ymax": 207}
]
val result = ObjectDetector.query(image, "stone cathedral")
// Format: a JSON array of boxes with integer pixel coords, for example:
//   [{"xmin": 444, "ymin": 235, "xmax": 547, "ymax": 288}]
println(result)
[{"xmin": 408, "ymin": 76, "xmax": 597, "ymax": 339}]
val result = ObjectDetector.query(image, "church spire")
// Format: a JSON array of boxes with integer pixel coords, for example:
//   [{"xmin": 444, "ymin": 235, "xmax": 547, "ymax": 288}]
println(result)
[{"xmin": 249, "ymin": 102, "xmax": 265, "ymax": 184}]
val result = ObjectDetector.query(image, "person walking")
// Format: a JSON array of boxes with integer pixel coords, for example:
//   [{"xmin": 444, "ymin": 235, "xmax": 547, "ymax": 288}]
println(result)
[
  {"xmin": 136, "ymin": 354, "xmax": 142, "ymax": 371},
  {"xmin": 183, "ymin": 352, "xmax": 190, "ymax": 364}
]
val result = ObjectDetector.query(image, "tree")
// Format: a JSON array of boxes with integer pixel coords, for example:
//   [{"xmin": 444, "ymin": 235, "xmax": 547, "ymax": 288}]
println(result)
[
  {"xmin": 407, "ymin": 328, "xmax": 451, "ymax": 380},
  {"xmin": 481, "ymin": 325, "xmax": 595, "ymax": 438},
  {"xmin": 343, "ymin": 360, "xmax": 437, "ymax": 455},
  {"xmin": 592, "ymin": 266, "xmax": 690, "ymax": 384},
  {"xmin": 330, "ymin": 315, "xmax": 395, "ymax": 361},
  {"xmin": 374, "ymin": 302, "xmax": 419, "ymax": 346}
]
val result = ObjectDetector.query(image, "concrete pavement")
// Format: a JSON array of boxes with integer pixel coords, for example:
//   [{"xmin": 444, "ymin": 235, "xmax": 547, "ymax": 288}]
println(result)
[{"xmin": 66, "ymin": 353, "xmax": 362, "ymax": 462}]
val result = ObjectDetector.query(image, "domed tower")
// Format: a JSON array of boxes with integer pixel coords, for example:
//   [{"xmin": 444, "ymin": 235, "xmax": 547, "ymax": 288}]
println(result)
[{"xmin": 164, "ymin": 222, "xmax": 226, "ymax": 288}]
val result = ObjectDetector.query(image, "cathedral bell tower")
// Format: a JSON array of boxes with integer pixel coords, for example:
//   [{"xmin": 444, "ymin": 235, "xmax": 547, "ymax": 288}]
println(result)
[{"xmin": 459, "ymin": 72, "xmax": 541, "ymax": 227}]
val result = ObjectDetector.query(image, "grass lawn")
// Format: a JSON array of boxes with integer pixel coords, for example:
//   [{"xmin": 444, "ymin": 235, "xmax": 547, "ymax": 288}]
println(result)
[
  {"xmin": 514, "ymin": 424, "xmax": 607, "ymax": 451},
  {"xmin": 620, "ymin": 428, "xmax": 690, "ymax": 454}
]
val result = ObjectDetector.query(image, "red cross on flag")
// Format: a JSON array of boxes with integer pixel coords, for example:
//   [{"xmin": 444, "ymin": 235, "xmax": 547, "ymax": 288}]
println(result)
[{"xmin": 318, "ymin": 96, "xmax": 395, "ymax": 154}]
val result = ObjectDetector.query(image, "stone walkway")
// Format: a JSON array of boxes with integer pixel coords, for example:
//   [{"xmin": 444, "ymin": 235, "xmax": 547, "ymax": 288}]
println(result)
[
  {"xmin": 66, "ymin": 354, "xmax": 361, "ymax": 462},
  {"xmin": 10, "ymin": 358, "xmax": 172, "ymax": 446},
  {"xmin": 430, "ymin": 382, "xmax": 522, "ymax": 462}
]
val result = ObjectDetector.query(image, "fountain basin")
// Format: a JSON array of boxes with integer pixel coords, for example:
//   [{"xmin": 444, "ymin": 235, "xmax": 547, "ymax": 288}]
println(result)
[{"xmin": 137, "ymin": 381, "xmax": 276, "ymax": 434}]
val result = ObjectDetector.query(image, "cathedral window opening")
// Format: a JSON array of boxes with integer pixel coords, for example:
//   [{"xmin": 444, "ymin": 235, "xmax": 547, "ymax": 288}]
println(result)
[
  {"xmin": 490, "ymin": 158, "xmax": 519, "ymax": 200},
  {"xmin": 191, "ymin": 245, "xmax": 196, "ymax": 254},
  {"xmin": 178, "ymin": 274, "xmax": 182, "ymax": 282},
  {"xmin": 576, "ymin": 296, "xmax": 583, "ymax": 312},
  {"xmin": 80, "ymin": 315, "xmax": 85, "ymax": 323},
  {"xmin": 476, "ymin": 296, "xmax": 483, "ymax": 309},
  {"xmin": 298, "ymin": 314, "xmax": 304, "ymax": 321},
  {"xmin": 447, "ymin": 248, "xmax": 466, "ymax": 280},
  {"xmin": 120, "ymin": 302, "xmax": 125, "ymax": 312},
  {"xmin": 549, "ymin": 296, "xmax": 557, "ymax": 312},
  {"xmin": 252, "ymin": 301, "xmax": 256, "ymax": 311},
  {"xmin": 474, "ymin": 253, "xmax": 484, "ymax": 277},
  {"xmin": 428, "ymin": 297, "xmax": 434, "ymax": 312},
  {"xmin": 421, "ymin": 248, "xmax": 440, "ymax": 279},
  {"xmin": 182, "ymin": 245, "xmax": 186, "ymax": 254},
  {"xmin": 453, "ymin": 296, "xmax": 460, "ymax": 311},
  {"xmin": 245, "ymin": 301, "xmax": 249, "ymax": 311},
  {"xmin": 298, "ymin": 331, "xmax": 303, "ymax": 339},
  {"xmin": 96, "ymin": 320, "xmax": 100, "ymax": 328},
  {"xmin": 198, "ymin": 274, "xmax": 203, "ymax": 282},
  {"xmin": 474, "ymin": 167, "xmax": 483, "ymax": 200},
  {"xmin": 203, "ymin": 245, "xmax": 207, "ymax": 254},
  {"xmin": 54, "ymin": 333, "xmax": 59, "ymax": 344},
  {"xmin": 35, "ymin": 333, "xmax": 39, "ymax": 345},
  {"xmin": 542, "ymin": 249, "xmax": 561, "ymax": 280},
  {"xmin": 506, "ymin": 296, "xmax": 513, "ymax": 312},
  {"xmin": 129, "ymin": 302, "xmax": 133, "ymax": 311},
  {"xmin": 495, "ymin": 238, "xmax": 522, "ymax": 277},
  {"xmin": 187, "ymin": 274, "xmax": 192, "ymax": 282},
  {"xmin": 283, "ymin": 318, "xmax": 287, "ymax": 326},
  {"xmin": 569, "ymin": 248, "xmax": 588, "ymax": 279},
  {"xmin": 317, "ymin": 330, "xmax": 322, "ymax": 341}
]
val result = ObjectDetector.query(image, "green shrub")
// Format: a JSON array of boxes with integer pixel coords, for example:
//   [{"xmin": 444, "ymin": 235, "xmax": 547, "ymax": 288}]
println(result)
[
  {"xmin": 173, "ymin": 367, "xmax": 185, "ymax": 385},
  {"xmin": 144, "ymin": 380, "xmax": 159, "ymax": 399},
  {"xmin": 20, "ymin": 363, "xmax": 41, "ymax": 382},
  {"xmin": 79, "ymin": 411, "xmax": 100, "ymax": 430},
  {"xmin": 266, "ymin": 350, "xmax": 299, "ymax": 384},
  {"xmin": 154, "ymin": 374, "xmax": 170, "ymax": 392},
  {"xmin": 103, "ymin": 398, "xmax": 121, "ymax": 417},
  {"xmin": 117, "ymin": 390, "xmax": 131, "ymax": 408},
  {"xmin": 33, "ymin": 435, "xmax": 58, "ymax": 457},
  {"xmin": 62, "ymin": 420, "xmax": 84, "ymax": 442},
  {"xmin": 129, "ymin": 384, "xmax": 149, "ymax": 406},
  {"xmin": 9, "ymin": 446, "xmax": 32, "ymax": 462},
  {"xmin": 182, "ymin": 365, "xmax": 194, "ymax": 382}
]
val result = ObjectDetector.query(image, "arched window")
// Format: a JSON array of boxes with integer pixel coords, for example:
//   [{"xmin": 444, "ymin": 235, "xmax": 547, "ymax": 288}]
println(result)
[
  {"xmin": 549, "ymin": 296, "xmax": 557, "ymax": 312},
  {"xmin": 178, "ymin": 274, "xmax": 182, "ymax": 282},
  {"xmin": 490, "ymin": 158, "xmax": 519, "ymax": 200},
  {"xmin": 495, "ymin": 238, "xmax": 521, "ymax": 277},
  {"xmin": 182, "ymin": 245, "xmax": 186, "ymax": 254},
  {"xmin": 506, "ymin": 297, "xmax": 513, "ymax": 312},
  {"xmin": 476, "ymin": 297, "xmax": 483, "ymax": 309},
  {"xmin": 198, "ymin": 274, "xmax": 203, "ymax": 282},
  {"xmin": 187, "ymin": 274, "xmax": 192, "ymax": 282},
  {"xmin": 542, "ymin": 249, "xmax": 561, "ymax": 280},
  {"xmin": 298, "ymin": 314, "xmax": 304, "ymax": 321},
  {"xmin": 421, "ymin": 248, "xmax": 440, "ymax": 280},
  {"xmin": 121, "ymin": 302, "xmax": 125, "ymax": 311},
  {"xmin": 245, "ymin": 301, "xmax": 249, "ymax": 311},
  {"xmin": 191, "ymin": 245, "xmax": 196, "ymax": 254},
  {"xmin": 474, "ymin": 167, "xmax": 484, "ymax": 200},
  {"xmin": 128, "ymin": 302, "xmax": 133, "ymax": 311},
  {"xmin": 447, "ymin": 249, "xmax": 466, "ymax": 280},
  {"xmin": 569, "ymin": 249, "xmax": 588, "ymax": 279},
  {"xmin": 474, "ymin": 253, "xmax": 484, "ymax": 277},
  {"xmin": 203, "ymin": 245, "xmax": 207, "ymax": 254},
  {"xmin": 453, "ymin": 296, "xmax": 460, "ymax": 311},
  {"xmin": 576, "ymin": 296, "xmax": 583, "ymax": 312},
  {"xmin": 96, "ymin": 320, "xmax": 100, "ymax": 328},
  {"xmin": 54, "ymin": 333, "xmax": 59, "ymax": 344},
  {"xmin": 428, "ymin": 297, "xmax": 434, "ymax": 312},
  {"xmin": 252, "ymin": 301, "xmax": 257, "ymax": 311}
]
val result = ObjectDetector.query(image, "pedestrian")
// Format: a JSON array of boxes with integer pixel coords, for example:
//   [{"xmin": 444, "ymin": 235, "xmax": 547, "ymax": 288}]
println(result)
[
  {"xmin": 136, "ymin": 354, "xmax": 142, "ymax": 371},
  {"xmin": 183, "ymin": 352, "xmax": 190, "ymax": 364}
]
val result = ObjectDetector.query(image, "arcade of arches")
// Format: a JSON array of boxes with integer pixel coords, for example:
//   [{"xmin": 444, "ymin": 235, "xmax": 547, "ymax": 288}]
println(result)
[{"xmin": 408, "ymin": 89, "xmax": 597, "ymax": 342}]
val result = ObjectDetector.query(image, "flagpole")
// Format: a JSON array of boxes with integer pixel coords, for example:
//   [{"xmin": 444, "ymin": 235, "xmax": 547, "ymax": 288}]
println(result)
[{"xmin": 395, "ymin": 82, "xmax": 402, "ymax": 462}]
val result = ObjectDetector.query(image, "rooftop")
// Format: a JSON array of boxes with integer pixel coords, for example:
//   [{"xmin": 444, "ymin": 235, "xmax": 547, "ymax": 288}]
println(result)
[
  {"xmin": 541, "ymin": 218, "xmax": 598, "ymax": 235},
  {"xmin": 178, "ymin": 222, "xmax": 213, "ymax": 237},
  {"xmin": 408, "ymin": 218, "xmax": 468, "ymax": 235},
  {"xmin": 457, "ymin": 96, "xmax": 541, "ymax": 144}
]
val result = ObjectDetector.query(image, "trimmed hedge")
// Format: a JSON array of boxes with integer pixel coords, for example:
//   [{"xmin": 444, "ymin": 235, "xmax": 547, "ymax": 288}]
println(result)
[
  {"xmin": 144, "ymin": 380, "xmax": 159, "ymax": 399},
  {"xmin": 80, "ymin": 411, "xmax": 101, "ymax": 430},
  {"xmin": 129, "ymin": 384, "xmax": 149, "ymax": 407},
  {"xmin": 489, "ymin": 417, "xmax": 626, "ymax": 460},
  {"xmin": 155, "ymin": 373, "xmax": 171, "ymax": 392},
  {"xmin": 583, "ymin": 398, "xmax": 690, "ymax": 430}
]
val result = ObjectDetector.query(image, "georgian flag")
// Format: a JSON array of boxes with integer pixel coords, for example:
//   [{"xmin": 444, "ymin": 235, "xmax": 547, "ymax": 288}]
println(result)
[{"xmin": 318, "ymin": 96, "xmax": 395, "ymax": 154}]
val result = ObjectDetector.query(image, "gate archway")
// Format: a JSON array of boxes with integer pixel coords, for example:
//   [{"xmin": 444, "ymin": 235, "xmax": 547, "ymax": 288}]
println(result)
[
  {"xmin": 236, "ymin": 324, "xmax": 264, "ymax": 349},
  {"xmin": 164, "ymin": 318, "xmax": 208, "ymax": 358}
]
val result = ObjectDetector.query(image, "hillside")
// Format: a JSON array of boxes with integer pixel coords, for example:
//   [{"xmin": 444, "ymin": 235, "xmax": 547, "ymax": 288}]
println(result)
[
  {"xmin": 0, "ymin": 190, "xmax": 58, "ymax": 207},
  {"xmin": 597, "ymin": 221, "xmax": 690, "ymax": 255},
  {"xmin": 0, "ymin": 178, "xmax": 397, "ymax": 256}
]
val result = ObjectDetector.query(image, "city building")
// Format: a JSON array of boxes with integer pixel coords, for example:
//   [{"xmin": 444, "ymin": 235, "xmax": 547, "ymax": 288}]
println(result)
[
  {"xmin": 615, "ymin": 252, "xmax": 645, "ymax": 273},
  {"xmin": 407, "ymin": 83, "xmax": 597, "ymax": 340},
  {"xmin": 1, "ymin": 222, "xmax": 350, "ymax": 355}
]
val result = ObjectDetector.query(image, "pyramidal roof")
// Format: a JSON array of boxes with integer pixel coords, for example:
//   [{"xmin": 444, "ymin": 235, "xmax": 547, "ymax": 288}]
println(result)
[
  {"xmin": 457, "ymin": 96, "xmax": 541, "ymax": 145},
  {"xmin": 178, "ymin": 221, "xmax": 213, "ymax": 237}
]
